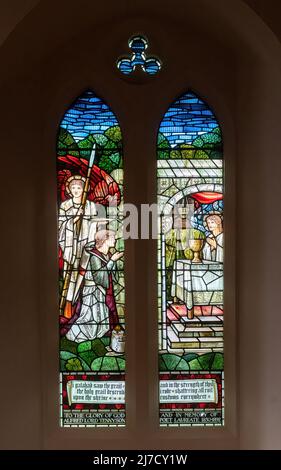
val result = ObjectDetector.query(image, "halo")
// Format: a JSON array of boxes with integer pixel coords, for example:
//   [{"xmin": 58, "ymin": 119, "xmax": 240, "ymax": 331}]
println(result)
[{"xmin": 65, "ymin": 175, "xmax": 86, "ymax": 196}]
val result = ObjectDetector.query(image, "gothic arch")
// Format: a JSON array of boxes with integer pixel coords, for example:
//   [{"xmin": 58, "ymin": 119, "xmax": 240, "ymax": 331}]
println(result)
[{"xmin": 0, "ymin": 0, "xmax": 280, "ymax": 450}]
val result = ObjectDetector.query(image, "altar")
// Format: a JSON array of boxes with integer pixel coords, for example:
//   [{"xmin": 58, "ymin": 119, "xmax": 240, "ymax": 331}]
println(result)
[{"xmin": 171, "ymin": 259, "xmax": 223, "ymax": 319}]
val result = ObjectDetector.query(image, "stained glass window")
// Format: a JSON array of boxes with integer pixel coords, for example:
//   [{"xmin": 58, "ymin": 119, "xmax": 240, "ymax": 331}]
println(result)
[
  {"xmin": 117, "ymin": 36, "xmax": 161, "ymax": 75},
  {"xmin": 58, "ymin": 90, "xmax": 126, "ymax": 427},
  {"xmin": 157, "ymin": 91, "xmax": 224, "ymax": 426}
]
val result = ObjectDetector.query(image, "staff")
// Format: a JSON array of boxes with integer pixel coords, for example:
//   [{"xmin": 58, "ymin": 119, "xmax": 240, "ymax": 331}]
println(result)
[{"xmin": 59, "ymin": 144, "xmax": 96, "ymax": 316}]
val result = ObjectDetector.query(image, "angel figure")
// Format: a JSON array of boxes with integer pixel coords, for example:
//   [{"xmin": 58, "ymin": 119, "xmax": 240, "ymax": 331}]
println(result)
[{"xmin": 202, "ymin": 214, "xmax": 223, "ymax": 262}]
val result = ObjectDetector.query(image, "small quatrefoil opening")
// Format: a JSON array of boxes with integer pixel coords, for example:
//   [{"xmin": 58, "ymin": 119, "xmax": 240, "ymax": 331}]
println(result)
[{"xmin": 117, "ymin": 36, "xmax": 161, "ymax": 76}]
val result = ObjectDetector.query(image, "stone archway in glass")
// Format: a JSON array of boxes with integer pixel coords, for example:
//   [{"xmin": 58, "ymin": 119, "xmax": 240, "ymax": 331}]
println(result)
[
  {"xmin": 57, "ymin": 90, "xmax": 126, "ymax": 428},
  {"xmin": 157, "ymin": 91, "xmax": 224, "ymax": 427}
]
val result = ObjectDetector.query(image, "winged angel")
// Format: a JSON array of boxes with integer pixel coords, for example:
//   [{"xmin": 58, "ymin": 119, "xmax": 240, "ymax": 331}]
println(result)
[{"xmin": 58, "ymin": 151, "xmax": 122, "ymax": 340}]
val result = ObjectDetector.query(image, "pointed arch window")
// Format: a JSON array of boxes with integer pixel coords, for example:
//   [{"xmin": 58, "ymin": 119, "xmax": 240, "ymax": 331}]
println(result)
[
  {"xmin": 57, "ymin": 90, "xmax": 126, "ymax": 427},
  {"xmin": 157, "ymin": 91, "xmax": 224, "ymax": 427}
]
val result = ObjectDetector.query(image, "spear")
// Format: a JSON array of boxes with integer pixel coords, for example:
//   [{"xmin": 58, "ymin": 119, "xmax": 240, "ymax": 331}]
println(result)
[
  {"xmin": 59, "ymin": 144, "xmax": 96, "ymax": 317},
  {"xmin": 76, "ymin": 143, "xmax": 96, "ymax": 235}
]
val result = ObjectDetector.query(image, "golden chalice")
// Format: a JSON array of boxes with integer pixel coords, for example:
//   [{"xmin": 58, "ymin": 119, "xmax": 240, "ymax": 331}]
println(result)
[{"xmin": 187, "ymin": 239, "xmax": 204, "ymax": 263}]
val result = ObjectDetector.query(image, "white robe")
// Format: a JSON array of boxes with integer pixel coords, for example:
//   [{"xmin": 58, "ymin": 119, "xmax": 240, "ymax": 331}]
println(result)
[
  {"xmin": 66, "ymin": 249, "xmax": 116, "ymax": 343},
  {"xmin": 203, "ymin": 232, "xmax": 223, "ymax": 263},
  {"xmin": 58, "ymin": 198, "xmax": 98, "ymax": 302}
]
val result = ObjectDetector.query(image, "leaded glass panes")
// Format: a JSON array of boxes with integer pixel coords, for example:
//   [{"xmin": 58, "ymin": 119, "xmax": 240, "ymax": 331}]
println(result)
[
  {"xmin": 157, "ymin": 91, "xmax": 224, "ymax": 427},
  {"xmin": 117, "ymin": 36, "xmax": 161, "ymax": 75},
  {"xmin": 58, "ymin": 90, "xmax": 125, "ymax": 427}
]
